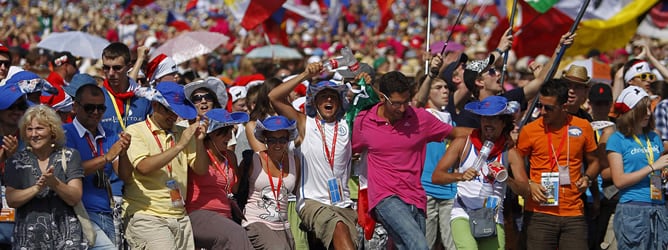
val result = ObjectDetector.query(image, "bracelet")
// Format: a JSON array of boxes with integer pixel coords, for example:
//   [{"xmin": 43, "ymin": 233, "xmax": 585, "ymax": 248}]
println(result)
[
  {"xmin": 495, "ymin": 48, "xmax": 504, "ymax": 54},
  {"xmin": 649, "ymin": 164, "xmax": 655, "ymax": 172},
  {"xmin": 103, "ymin": 155, "xmax": 110, "ymax": 164}
]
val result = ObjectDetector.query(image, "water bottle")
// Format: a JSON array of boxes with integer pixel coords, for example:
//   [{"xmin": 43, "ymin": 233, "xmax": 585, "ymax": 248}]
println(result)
[
  {"xmin": 324, "ymin": 47, "xmax": 359, "ymax": 72},
  {"xmin": 472, "ymin": 140, "xmax": 494, "ymax": 172}
]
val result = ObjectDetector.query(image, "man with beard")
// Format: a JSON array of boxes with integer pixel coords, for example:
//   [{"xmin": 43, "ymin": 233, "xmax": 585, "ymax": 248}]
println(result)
[{"xmin": 268, "ymin": 63, "xmax": 357, "ymax": 250}]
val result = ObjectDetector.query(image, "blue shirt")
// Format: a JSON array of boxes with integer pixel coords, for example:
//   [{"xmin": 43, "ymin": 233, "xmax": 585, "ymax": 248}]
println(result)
[
  {"xmin": 64, "ymin": 119, "xmax": 120, "ymax": 212},
  {"xmin": 421, "ymin": 140, "xmax": 457, "ymax": 199},
  {"xmin": 99, "ymin": 87, "xmax": 152, "ymax": 137},
  {"xmin": 606, "ymin": 131, "xmax": 664, "ymax": 204}
]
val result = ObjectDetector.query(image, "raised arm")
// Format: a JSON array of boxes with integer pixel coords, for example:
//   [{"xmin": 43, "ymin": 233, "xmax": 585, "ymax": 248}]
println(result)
[
  {"xmin": 523, "ymin": 32, "xmax": 576, "ymax": 100},
  {"xmin": 128, "ymin": 46, "xmax": 149, "ymax": 81},
  {"xmin": 413, "ymin": 55, "xmax": 443, "ymax": 108}
]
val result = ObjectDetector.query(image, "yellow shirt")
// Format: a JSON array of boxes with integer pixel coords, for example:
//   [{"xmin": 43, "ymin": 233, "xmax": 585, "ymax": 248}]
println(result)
[{"xmin": 124, "ymin": 117, "xmax": 196, "ymax": 218}]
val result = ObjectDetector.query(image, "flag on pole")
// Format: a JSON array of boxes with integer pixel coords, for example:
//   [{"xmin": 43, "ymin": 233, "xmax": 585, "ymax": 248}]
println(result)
[
  {"xmin": 166, "ymin": 10, "xmax": 191, "ymax": 31},
  {"xmin": 224, "ymin": 0, "xmax": 287, "ymax": 30},
  {"xmin": 377, "ymin": 0, "xmax": 396, "ymax": 34}
]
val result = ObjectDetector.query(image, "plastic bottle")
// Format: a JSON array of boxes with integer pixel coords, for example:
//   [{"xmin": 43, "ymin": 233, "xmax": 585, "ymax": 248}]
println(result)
[
  {"xmin": 324, "ymin": 47, "xmax": 359, "ymax": 72},
  {"xmin": 472, "ymin": 140, "xmax": 494, "ymax": 172}
]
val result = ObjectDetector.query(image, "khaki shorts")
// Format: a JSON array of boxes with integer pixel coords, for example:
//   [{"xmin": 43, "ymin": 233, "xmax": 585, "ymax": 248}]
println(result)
[
  {"xmin": 124, "ymin": 213, "xmax": 194, "ymax": 250},
  {"xmin": 298, "ymin": 200, "xmax": 358, "ymax": 248}
]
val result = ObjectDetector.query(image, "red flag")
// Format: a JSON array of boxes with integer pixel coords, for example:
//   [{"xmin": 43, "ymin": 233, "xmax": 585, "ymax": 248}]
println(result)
[
  {"xmin": 422, "ymin": 0, "xmax": 449, "ymax": 16},
  {"xmin": 239, "ymin": 0, "xmax": 286, "ymax": 30},
  {"xmin": 487, "ymin": 1, "xmax": 572, "ymax": 58},
  {"xmin": 377, "ymin": 0, "xmax": 395, "ymax": 34}
]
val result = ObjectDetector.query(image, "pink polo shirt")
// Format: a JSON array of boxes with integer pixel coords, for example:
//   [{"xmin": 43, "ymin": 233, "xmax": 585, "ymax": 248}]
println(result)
[{"xmin": 352, "ymin": 103, "xmax": 452, "ymax": 213}]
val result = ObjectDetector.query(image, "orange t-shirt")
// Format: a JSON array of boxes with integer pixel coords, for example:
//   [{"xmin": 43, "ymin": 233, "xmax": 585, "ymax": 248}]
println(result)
[{"xmin": 517, "ymin": 115, "xmax": 597, "ymax": 217}]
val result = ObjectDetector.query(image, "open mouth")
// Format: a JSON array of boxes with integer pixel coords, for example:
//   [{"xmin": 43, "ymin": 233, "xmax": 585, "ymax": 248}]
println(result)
[{"xmin": 324, "ymin": 104, "xmax": 334, "ymax": 111}]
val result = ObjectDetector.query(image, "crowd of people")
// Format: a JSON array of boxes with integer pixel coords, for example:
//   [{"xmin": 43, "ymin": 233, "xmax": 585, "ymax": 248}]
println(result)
[{"xmin": 0, "ymin": 1, "xmax": 667, "ymax": 250}]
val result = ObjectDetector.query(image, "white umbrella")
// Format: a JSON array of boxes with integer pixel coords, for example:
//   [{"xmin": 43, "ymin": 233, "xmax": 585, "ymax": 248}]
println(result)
[
  {"xmin": 151, "ymin": 31, "xmax": 229, "ymax": 65},
  {"xmin": 37, "ymin": 31, "xmax": 110, "ymax": 59},
  {"xmin": 246, "ymin": 45, "xmax": 303, "ymax": 60}
]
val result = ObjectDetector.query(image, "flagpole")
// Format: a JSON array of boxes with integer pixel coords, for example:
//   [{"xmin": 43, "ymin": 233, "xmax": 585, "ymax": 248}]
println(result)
[
  {"xmin": 519, "ymin": 0, "xmax": 591, "ymax": 128},
  {"xmin": 424, "ymin": 0, "xmax": 433, "ymax": 75},
  {"xmin": 440, "ymin": 0, "xmax": 469, "ymax": 56},
  {"xmin": 499, "ymin": 0, "xmax": 519, "ymax": 86}
]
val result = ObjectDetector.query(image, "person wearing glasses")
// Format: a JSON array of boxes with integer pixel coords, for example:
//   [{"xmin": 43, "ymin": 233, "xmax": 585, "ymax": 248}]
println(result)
[
  {"xmin": 243, "ymin": 116, "xmax": 300, "ymax": 249},
  {"xmin": 5, "ymin": 105, "xmax": 86, "ymax": 249},
  {"xmin": 351, "ymin": 71, "xmax": 472, "ymax": 250},
  {"xmin": 516, "ymin": 79, "xmax": 600, "ymax": 249},
  {"xmin": 123, "ymin": 82, "xmax": 210, "ymax": 249},
  {"xmin": 184, "ymin": 77, "xmax": 228, "ymax": 119},
  {"xmin": 63, "ymin": 74, "xmax": 132, "ymax": 250}
]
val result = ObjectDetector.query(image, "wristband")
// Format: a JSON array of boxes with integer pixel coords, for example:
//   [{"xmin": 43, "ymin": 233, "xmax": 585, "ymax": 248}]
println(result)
[
  {"xmin": 495, "ymin": 48, "xmax": 504, "ymax": 54},
  {"xmin": 649, "ymin": 164, "xmax": 655, "ymax": 172}
]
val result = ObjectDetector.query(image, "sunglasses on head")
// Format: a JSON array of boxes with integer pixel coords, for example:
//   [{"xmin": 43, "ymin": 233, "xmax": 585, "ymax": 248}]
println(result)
[
  {"xmin": 265, "ymin": 136, "xmax": 289, "ymax": 144},
  {"xmin": 0, "ymin": 60, "xmax": 10, "ymax": 68},
  {"xmin": 8, "ymin": 100, "xmax": 28, "ymax": 111},
  {"xmin": 80, "ymin": 103, "xmax": 107, "ymax": 114},
  {"xmin": 536, "ymin": 102, "xmax": 557, "ymax": 112},
  {"xmin": 634, "ymin": 73, "xmax": 656, "ymax": 82},
  {"xmin": 191, "ymin": 93, "xmax": 215, "ymax": 104},
  {"xmin": 102, "ymin": 64, "xmax": 125, "ymax": 72}
]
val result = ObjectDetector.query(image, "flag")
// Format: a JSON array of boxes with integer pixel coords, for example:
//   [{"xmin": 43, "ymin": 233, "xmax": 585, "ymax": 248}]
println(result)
[
  {"xmin": 185, "ymin": 0, "xmax": 198, "ymax": 13},
  {"xmin": 488, "ymin": 0, "xmax": 659, "ymax": 58},
  {"xmin": 637, "ymin": 1, "xmax": 668, "ymax": 39},
  {"xmin": 377, "ymin": 0, "xmax": 395, "ymax": 34},
  {"xmin": 166, "ymin": 10, "xmax": 191, "ymax": 31},
  {"xmin": 224, "ymin": 0, "xmax": 287, "ymax": 30},
  {"xmin": 263, "ymin": 8, "xmax": 289, "ymax": 45},
  {"xmin": 123, "ymin": 0, "xmax": 155, "ymax": 11},
  {"xmin": 423, "ymin": 0, "xmax": 449, "ymax": 16}
]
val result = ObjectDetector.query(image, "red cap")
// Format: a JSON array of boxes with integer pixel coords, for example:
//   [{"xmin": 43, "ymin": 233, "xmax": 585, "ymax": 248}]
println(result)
[{"xmin": 234, "ymin": 73, "xmax": 265, "ymax": 87}]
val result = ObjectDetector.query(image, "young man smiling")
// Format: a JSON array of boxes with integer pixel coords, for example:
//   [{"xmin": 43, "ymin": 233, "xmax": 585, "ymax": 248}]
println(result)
[
  {"xmin": 269, "ymin": 62, "xmax": 357, "ymax": 250},
  {"xmin": 352, "ymin": 71, "xmax": 471, "ymax": 250}
]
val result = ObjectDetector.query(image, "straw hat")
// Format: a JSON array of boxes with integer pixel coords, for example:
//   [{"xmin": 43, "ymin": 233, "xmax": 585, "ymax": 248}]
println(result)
[{"xmin": 562, "ymin": 65, "xmax": 590, "ymax": 86}]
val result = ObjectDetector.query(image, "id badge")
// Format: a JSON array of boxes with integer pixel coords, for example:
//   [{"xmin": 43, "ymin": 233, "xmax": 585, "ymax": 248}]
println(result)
[
  {"xmin": 327, "ymin": 178, "xmax": 343, "ymax": 204},
  {"xmin": 558, "ymin": 165, "xmax": 570, "ymax": 185},
  {"xmin": 166, "ymin": 179, "xmax": 185, "ymax": 208},
  {"xmin": 650, "ymin": 174, "xmax": 664, "ymax": 201},
  {"xmin": 541, "ymin": 172, "xmax": 559, "ymax": 206},
  {"xmin": 485, "ymin": 195, "xmax": 500, "ymax": 209}
]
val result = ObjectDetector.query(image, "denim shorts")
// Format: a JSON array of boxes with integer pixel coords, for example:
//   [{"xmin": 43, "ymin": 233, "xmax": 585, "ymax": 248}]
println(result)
[{"xmin": 613, "ymin": 202, "xmax": 668, "ymax": 250}]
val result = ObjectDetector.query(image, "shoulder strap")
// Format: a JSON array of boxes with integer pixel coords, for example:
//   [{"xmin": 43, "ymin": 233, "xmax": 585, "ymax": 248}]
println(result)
[
  {"xmin": 458, "ymin": 135, "xmax": 472, "ymax": 169},
  {"xmin": 61, "ymin": 149, "xmax": 67, "ymax": 171}
]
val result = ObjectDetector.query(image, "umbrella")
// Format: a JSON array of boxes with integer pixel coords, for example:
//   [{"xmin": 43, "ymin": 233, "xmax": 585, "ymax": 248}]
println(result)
[
  {"xmin": 37, "ymin": 31, "xmax": 110, "ymax": 59},
  {"xmin": 429, "ymin": 41, "xmax": 465, "ymax": 54},
  {"xmin": 246, "ymin": 45, "xmax": 303, "ymax": 60},
  {"xmin": 151, "ymin": 31, "xmax": 229, "ymax": 65}
]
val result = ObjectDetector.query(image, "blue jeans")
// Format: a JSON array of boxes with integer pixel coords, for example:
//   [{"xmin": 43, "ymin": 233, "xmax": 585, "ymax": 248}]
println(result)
[
  {"xmin": 88, "ymin": 211, "xmax": 116, "ymax": 249},
  {"xmin": 614, "ymin": 202, "xmax": 668, "ymax": 250},
  {"xmin": 0, "ymin": 222, "xmax": 13, "ymax": 244},
  {"xmin": 373, "ymin": 196, "xmax": 428, "ymax": 250}
]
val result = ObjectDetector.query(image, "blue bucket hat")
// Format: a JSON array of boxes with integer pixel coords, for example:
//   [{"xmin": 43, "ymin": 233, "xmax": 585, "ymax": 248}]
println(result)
[
  {"xmin": 305, "ymin": 81, "xmax": 350, "ymax": 120},
  {"xmin": 0, "ymin": 82, "xmax": 26, "ymax": 110},
  {"xmin": 254, "ymin": 116, "xmax": 298, "ymax": 143},
  {"xmin": 464, "ymin": 96, "xmax": 520, "ymax": 116},
  {"xmin": 63, "ymin": 73, "xmax": 98, "ymax": 97},
  {"xmin": 205, "ymin": 108, "xmax": 249, "ymax": 134},
  {"xmin": 7, "ymin": 71, "xmax": 58, "ymax": 95},
  {"xmin": 137, "ymin": 82, "xmax": 197, "ymax": 119}
]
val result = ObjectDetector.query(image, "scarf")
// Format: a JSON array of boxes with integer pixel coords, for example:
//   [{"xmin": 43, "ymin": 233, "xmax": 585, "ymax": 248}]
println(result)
[
  {"xmin": 103, "ymin": 79, "xmax": 135, "ymax": 115},
  {"xmin": 470, "ymin": 129, "xmax": 507, "ymax": 159}
]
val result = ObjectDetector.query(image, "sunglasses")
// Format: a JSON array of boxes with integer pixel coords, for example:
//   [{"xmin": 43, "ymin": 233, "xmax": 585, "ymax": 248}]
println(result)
[
  {"xmin": 380, "ymin": 93, "xmax": 409, "ymax": 109},
  {"xmin": 8, "ymin": 101, "xmax": 28, "ymax": 111},
  {"xmin": 191, "ymin": 93, "xmax": 215, "ymax": 104},
  {"xmin": 634, "ymin": 73, "xmax": 656, "ymax": 82},
  {"xmin": 487, "ymin": 68, "xmax": 498, "ymax": 76},
  {"xmin": 0, "ymin": 60, "xmax": 10, "ymax": 68},
  {"xmin": 81, "ymin": 103, "xmax": 107, "ymax": 114},
  {"xmin": 102, "ymin": 64, "xmax": 125, "ymax": 72},
  {"xmin": 536, "ymin": 102, "xmax": 557, "ymax": 112},
  {"xmin": 265, "ymin": 136, "xmax": 289, "ymax": 144}
]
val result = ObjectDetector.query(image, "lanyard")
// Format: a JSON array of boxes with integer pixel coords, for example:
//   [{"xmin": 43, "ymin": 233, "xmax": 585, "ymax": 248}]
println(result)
[
  {"xmin": 632, "ymin": 134, "xmax": 655, "ymax": 168},
  {"xmin": 107, "ymin": 90, "xmax": 131, "ymax": 130},
  {"xmin": 84, "ymin": 135, "xmax": 104, "ymax": 157},
  {"xmin": 264, "ymin": 152, "xmax": 283, "ymax": 210},
  {"xmin": 206, "ymin": 149, "xmax": 233, "ymax": 194},
  {"xmin": 315, "ymin": 120, "xmax": 338, "ymax": 170},
  {"xmin": 145, "ymin": 119, "xmax": 175, "ymax": 176},
  {"xmin": 546, "ymin": 126, "xmax": 568, "ymax": 170}
]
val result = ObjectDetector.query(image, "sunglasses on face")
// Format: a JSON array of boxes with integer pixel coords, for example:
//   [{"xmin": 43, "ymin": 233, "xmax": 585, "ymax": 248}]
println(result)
[
  {"xmin": 634, "ymin": 73, "xmax": 656, "ymax": 82},
  {"xmin": 191, "ymin": 93, "xmax": 215, "ymax": 104},
  {"xmin": 265, "ymin": 136, "xmax": 289, "ymax": 144},
  {"xmin": 82, "ymin": 103, "xmax": 107, "ymax": 114},
  {"xmin": 0, "ymin": 60, "xmax": 10, "ymax": 68},
  {"xmin": 380, "ymin": 93, "xmax": 409, "ymax": 109},
  {"xmin": 487, "ymin": 68, "xmax": 498, "ymax": 76},
  {"xmin": 102, "ymin": 64, "xmax": 125, "ymax": 72},
  {"xmin": 8, "ymin": 101, "xmax": 28, "ymax": 111},
  {"xmin": 536, "ymin": 102, "xmax": 557, "ymax": 112}
]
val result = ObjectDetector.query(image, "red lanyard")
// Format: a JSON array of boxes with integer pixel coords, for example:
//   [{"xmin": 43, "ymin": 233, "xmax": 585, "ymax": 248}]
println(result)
[
  {"xmin": 145, "ymin": 119, "xmax": 175, "ymax": 175},
  {"xmin": 84, "ymin": 135, "xmax": 104, "ymax": 157},
  {"xmin": 264, "ymin": 152, "xmax": 283, "ymax": 210},
  {"xmin": 546, "ymin": 126, "xmax": 568, "ymax": 171},
  {"xmin": 315, "ymin": 120, "xmax": 338, "ymax": 170},
  {"xmin": 206, "ymin": 149, "xmax": 234, "ymax": 194}
]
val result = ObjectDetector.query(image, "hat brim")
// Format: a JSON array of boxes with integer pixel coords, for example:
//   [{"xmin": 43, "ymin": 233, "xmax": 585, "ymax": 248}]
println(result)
[
  {"xmin": 184, "ymin": 78, "xmax": 228, "ymax": 106},
  {"xmin": 464, "ymin": 98, "xmax": 519, "ymax": 116},
  {"xmin": 304, "ymin": 82, "xmax": 350, "ymax": 119},
  {"xmin": 168, "ymin": 103, "xmax": 198, "ymax": 120},
  {"xmin": 206, "ymin": 111, "xmax": 249, "ymax": 134},
  {"xmin": 254, "ymin": 118, "xmax": 298, "ymax": 143}
]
